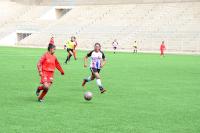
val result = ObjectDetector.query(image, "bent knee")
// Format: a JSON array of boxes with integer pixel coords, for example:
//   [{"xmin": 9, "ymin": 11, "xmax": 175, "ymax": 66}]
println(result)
[
  {"xmin": 96, "ymin": 76, "xmax": 101, "ymax": 79},
  {"xmin": 43, "ymin": 83, "xmax": 50, "ymax": 91},
  {"xmin": 43, "ymin": 86, "xmax": 49, "ymax": 91}
]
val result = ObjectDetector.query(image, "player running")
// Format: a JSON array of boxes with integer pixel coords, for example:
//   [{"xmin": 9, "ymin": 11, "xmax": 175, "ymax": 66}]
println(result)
[
  {"xmin": 112, "ymin": 39, "xmax": 118, "ymax": 54},
  {"xmin": 82, "ymin": 43, "xmax": 106, "ymax": 93},
  {"xmin": 64, "ymin": 36, "xmax": 76, "ymax": 64},
  {"xmin": 160, "ymin": 41, "xmax": 166, "ymax": 57},
  {"xmin": 36, "ymin": 43, "xmax": 64, "ymax": 102}
]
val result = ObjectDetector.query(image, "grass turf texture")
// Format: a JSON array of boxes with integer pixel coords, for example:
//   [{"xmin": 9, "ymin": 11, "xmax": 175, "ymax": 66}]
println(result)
[{"xmin": 0, "ymin": 47, "xmax": 200, "ymax": 133}]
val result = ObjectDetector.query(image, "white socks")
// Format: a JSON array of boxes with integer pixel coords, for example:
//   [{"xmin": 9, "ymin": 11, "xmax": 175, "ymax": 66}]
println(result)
[
  {"xmin": 86, "ymin": 76, "xmax": 91, "ymax": 82},
  {"xmin": 85, "ymin": 77, "xmax": 103, "ymax": 89},
  {"xmin": 96, "ymin": 79, "xmax": 102, "ymax": 87}
]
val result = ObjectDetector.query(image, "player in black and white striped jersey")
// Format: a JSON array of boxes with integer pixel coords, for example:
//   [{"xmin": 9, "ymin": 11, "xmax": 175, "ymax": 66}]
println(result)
[{"xmin": 82, "ymin": 43, "xmax": 106, "ymax": 93}]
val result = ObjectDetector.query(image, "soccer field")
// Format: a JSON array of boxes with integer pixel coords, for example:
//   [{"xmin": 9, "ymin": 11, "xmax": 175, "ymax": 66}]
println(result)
[{"xmin": 0, "ymin": 47, "xmax": 200, "ymax": 133}]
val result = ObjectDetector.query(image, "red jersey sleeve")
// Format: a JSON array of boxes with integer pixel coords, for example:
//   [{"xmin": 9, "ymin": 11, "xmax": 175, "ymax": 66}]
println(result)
[
  {"xmin": 55, "ymin": 58, "xmax": 64, "ymax": 74},
  {"xmin": 37, "ymin": 54, "xmax": 46, "ymax": 72}
]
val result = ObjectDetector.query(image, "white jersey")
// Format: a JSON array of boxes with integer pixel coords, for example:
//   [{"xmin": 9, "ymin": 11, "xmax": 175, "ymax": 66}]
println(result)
[
  {"xmin": 112, "ymin": 41, "xmax": 118, "ymax": 47},
  {"xmin": 133, "ymin": 42, "xmax": 138, "ymax": 47},
  {"xmin": 87, "ymin": 50, "xmax": 106, "ymax": 69}
]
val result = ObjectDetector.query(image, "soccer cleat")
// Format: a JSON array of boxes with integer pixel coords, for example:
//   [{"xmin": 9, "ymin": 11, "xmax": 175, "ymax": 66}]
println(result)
[
  {"xmin": 82, "ymin": 79, "xmax": 87, "ymax": 87},
  {"xmin": 38, "ymin": 99, "xmax": 44, "ymax": 102},
  {"xmin": 36, "ymin": 88, "xmax": 40, "ymax": 96},
  {"xmin": 100, "ymin": 88, "xmax": 106, "ymax": 94}
]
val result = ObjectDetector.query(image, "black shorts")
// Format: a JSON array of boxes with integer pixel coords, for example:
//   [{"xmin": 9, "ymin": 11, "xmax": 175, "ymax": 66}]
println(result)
[
  {"xmin": 113, "ymin": 47, "xmax": 117, "ymax": 50},
  {"xmin": 67, "ymin": 48, "xmax": 73, "ymax": 53},
  {"xmin": 90, "ymin": 68, "xmax": 101, "ymax": 73}
]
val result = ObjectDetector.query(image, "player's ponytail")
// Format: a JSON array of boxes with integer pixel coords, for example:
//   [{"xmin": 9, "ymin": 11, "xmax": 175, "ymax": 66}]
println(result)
[{"xmin": 48, "ymin": 43, "xmax": 56, "ymax": 51}]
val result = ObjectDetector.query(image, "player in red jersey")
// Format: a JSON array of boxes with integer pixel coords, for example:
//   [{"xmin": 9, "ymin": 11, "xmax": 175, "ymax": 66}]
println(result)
[
  {"xmin": 36, "ymin": 43, "xmax": 64, "ymax": 102},
  {"xmin": 49, "ymin": 34, "xmax": 54, "ymax": 45},
  {"xmin": 160, "ymin": 41, "xmax": 166, "ymax": 57},
  {"xmin": 73, "ymin": 37, "xmax": 78, "ymax": 60}
]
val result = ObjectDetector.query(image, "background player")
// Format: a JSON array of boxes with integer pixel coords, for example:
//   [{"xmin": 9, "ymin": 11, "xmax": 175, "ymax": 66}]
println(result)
[
  {"xmin": 160, "ymin": 41, "xmax": 166, "ymax": 57},
  {"xmin": 82, "ymin": 43, "xmax": 106, "ymax": 93},
  {"xmin": 49, "ymin": 34, "xmax": 54, "ymax": 45},
  {"xmin": 64, "ymin": 36, "xmax": 76, "ymax": 64},
  {"xmin": 112, "ymin": 39, "xmax": 118, "ymax": 54},
  {"xmin": 36, "ymin": 43, "xmax": 64, "ymax": 102},
  {"xmin": 73, "ymin": 36, "xmax": 78, "ymax": 60},
  {"xmin": 133, "ymin": 41, "xmax": 138, "ymax": 53}
]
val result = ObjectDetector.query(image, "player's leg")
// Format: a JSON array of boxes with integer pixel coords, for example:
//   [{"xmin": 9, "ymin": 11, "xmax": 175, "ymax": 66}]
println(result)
[
  {"xmin": 37, "ymin": 72, "xmax": 54, "ymax": 102},
  {"xmin": 114, "ymin": 47, "xmax": 117, "ymax": 54},
  {"xmin": 82, "ymin": 73, "xmax": 95, "ymax": 86},
  {"xmin": 160, "ymin": 50, "xmax": 163, "ymax": 56},
  {"xmin": 73, "ymin": 50, "xmax": 77, "ymax": 60},
  {"xmin": 65, "ymin": 52, "xmax": 70, "ymax": 63},
  {"xmin": 38, "ymin": 82, "xmax": 52, "ymax": 102},
  {"xmin": 36, "ymin": 73, "xmax": 46, "ymax": 96},
  {"xmin": 92, "ymin": 70, "xmax": 106, "ymax": 93},
  {"xmin": 68, "ymin": 50, "xmax": 73, "ymax": 60},
  {"xmin": 36, "ymin": 85, "xmax": 44, "ymax": 96},
  {"xmin": 66, "ymin": 52, "xmax": 72, "ymax": 62},
  {"xmin": 65, "ymin": 50, "xmax": 73, "ymax": 63}
]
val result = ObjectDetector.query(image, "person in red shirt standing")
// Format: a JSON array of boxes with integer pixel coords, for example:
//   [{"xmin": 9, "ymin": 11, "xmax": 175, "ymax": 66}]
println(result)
[
  {"xmin": 73, "ymin": 37, "xmax": 78, "ymax": 60},
  {"xmin": 36, "ymin": 43, "xmax": 64, "ymax": 102},
  {"xmin": 49, "ymin": 34, "xmax": 54, "ymax": 45},
  {"xmin": 160, "ymin": 41, "xmax": 166, "ymax": 57}
]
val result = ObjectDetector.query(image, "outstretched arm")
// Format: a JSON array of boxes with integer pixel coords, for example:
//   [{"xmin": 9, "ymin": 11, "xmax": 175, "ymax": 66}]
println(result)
[{"xmin": 55, "ymin": 58, "xmax": 64, "ymax": 75}]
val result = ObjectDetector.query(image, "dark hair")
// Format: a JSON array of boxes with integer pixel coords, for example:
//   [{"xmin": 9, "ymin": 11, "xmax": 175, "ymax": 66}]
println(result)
[
  {"xmin": 71, "ymin": 36, "xmax": 76, "ymax": 40},
  {"xmin": 94, "ymin": 43, "xmax": 101, "ymax": 47},
  {"xmin": 48, "ymin": 43, "xmax": 55, "ymax": 51}
]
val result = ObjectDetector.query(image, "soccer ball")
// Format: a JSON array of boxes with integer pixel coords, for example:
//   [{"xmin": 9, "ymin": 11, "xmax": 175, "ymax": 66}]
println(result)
[{"xmin": 84, "ymin": 91, "xmax": 93, "ymax": 101}]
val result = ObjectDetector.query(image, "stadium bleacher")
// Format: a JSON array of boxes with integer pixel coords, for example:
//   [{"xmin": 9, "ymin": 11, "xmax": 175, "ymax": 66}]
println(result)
[{"xmin": 0, "ymin": 0, "xmax": 200, "ymax": 53}]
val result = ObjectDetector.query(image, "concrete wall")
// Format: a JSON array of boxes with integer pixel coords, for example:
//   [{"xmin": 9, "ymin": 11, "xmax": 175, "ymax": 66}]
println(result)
[{"xmin": 11, "ymin": 0, "xmax": 200, "ymax": 5}]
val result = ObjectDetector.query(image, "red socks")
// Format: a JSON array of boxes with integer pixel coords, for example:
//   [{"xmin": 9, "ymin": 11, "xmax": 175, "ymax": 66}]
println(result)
[
  {"xmin": 38, "ymin": 86, "xmax": 48, "ymax": 100},
  {"xmin": 38, "ymin": 86, "xmax": 44, "ymax": 90},
  {"xmin": 38, "ymin": 89, "xmax": 48, "ymax": 100}
]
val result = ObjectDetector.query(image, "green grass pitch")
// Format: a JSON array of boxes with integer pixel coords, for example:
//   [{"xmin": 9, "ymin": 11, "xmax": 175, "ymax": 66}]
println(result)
[{"xmin": 0, "ymin": 47, "xmax": 200, "ymax": 133}]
